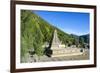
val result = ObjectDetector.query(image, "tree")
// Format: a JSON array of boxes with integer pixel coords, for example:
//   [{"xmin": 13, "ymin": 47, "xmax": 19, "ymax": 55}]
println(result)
[{"xmin": 79, "ymin": 37, "xmax": 85, "ymax": 48}]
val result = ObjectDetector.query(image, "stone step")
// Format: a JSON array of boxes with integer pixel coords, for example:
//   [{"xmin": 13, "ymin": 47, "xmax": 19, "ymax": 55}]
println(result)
[{"xmin": 51, "ymin": 52, "xmax": 83, "ymax": 57}]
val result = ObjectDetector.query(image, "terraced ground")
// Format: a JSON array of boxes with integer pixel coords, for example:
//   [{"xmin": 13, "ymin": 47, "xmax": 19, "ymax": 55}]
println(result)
[{"xmin": 21, "ymin": 49, "xmax": 89, "ymax": 63}]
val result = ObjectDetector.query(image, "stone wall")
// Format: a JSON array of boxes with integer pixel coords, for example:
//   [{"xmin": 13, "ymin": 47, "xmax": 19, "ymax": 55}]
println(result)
[{"xmin": 51, "ymin": 48, "xmax": 84, "ymax": 57}]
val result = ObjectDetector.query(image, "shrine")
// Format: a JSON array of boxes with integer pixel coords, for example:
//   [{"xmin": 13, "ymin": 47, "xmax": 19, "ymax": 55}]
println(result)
[{"xmin": 50, "ymin": 29, "xmax": 83, "ymax": 57}]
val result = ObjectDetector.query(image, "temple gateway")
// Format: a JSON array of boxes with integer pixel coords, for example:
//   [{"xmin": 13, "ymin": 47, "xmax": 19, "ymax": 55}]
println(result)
[{"xmin": 50, "ymin": 29, "xmax": 84, "ymax": 57}]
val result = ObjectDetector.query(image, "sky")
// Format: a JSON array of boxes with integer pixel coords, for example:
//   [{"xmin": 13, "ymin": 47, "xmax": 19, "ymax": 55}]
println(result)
[{"xmin": 34, "ymin": 10, "xmax": 90, "ymax": 36}]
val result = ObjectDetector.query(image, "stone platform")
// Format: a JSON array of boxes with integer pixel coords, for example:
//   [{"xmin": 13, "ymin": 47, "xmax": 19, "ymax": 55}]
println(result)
[{"xmin": 51, "ymin": 48, "xmax": 83, "ymax": 57}]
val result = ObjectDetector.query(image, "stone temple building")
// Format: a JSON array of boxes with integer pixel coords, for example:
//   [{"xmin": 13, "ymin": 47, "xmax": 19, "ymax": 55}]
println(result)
[{"xmin": 50, "ymin": 29, "xmax": 84, "ymax": 57}]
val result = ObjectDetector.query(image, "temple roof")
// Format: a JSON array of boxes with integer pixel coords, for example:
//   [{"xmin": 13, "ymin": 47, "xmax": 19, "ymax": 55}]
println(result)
[{"xmin": 50, "ymin": 29, "xmax": 62, "ymax": 49}]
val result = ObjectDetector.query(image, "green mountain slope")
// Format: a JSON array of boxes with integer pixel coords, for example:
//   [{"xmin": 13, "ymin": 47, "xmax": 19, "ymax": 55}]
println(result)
[
  {"xmin": 21, "ymin": 10, "xmax": 55, "ymax": 57},
  {"xmin": 79, "ymin": 34, "xmax": 90, "ymax": 48},
  {"xmin": 71, "ymin": 34, "xmax": 89, "ymax": 48},
  {"xmin": 79, "ymin": 34, "xmax": 89, "ymax": 44},
  {"xmin": 21, "ymin": 10, "xmax": 89, "ymax": 58}
]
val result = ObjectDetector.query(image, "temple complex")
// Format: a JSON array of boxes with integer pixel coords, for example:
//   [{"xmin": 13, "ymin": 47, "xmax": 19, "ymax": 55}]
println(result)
[{"xmin": 50, "ymin": 29, "xmax": 84, "ymax": 57}]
